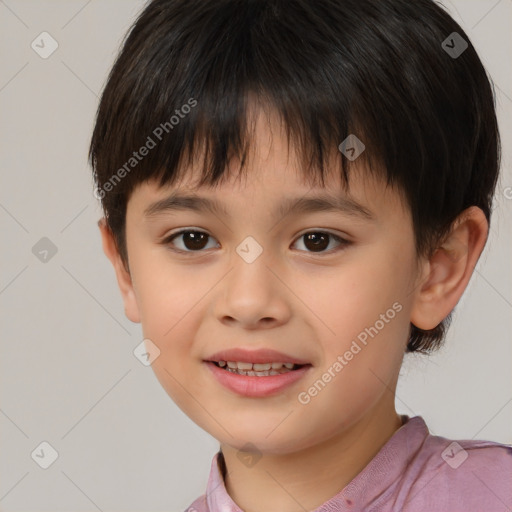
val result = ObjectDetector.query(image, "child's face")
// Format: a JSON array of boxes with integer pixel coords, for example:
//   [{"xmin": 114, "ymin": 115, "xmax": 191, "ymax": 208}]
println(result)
[{"xmin": 111, "ymin": 110, "xmax": 426, "ymax": 454}]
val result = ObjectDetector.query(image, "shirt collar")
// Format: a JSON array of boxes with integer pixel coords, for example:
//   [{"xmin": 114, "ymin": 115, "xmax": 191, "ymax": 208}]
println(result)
[{"xmin": 204, "ymin": 415, "xmax": 429, "ymax": 511}]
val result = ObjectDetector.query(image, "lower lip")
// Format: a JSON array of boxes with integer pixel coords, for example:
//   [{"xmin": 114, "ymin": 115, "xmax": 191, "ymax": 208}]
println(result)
[{"xmin": 204, "ymin": 361, "xmax": 312, "ymax": 397}]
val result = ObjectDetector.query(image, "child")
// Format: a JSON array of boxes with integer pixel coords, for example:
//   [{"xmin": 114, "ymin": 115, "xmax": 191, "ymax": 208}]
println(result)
[{"xmin": 88, "ymin": 0, "xmax": 512, "ymax": 510}]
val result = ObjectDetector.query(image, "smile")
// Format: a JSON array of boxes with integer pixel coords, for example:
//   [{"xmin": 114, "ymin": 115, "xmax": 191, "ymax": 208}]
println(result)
[
  {"xmin": 204, "ymin": 360, "xmax": 313, "ymax": 397},
  {"xmin": 212, "ymin": 360, "xmax": 302, "ymax": 376}
]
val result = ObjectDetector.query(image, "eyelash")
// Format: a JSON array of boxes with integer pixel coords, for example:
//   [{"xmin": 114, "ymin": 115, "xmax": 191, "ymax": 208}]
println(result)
[{"xmin": 161, "ymin": 229, "xmax": 351, "ymax": 255}]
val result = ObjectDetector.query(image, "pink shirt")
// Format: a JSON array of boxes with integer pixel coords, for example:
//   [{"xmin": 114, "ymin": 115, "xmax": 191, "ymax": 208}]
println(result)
[{"xmin": 186, "ymin": 415, "xmax": 512, "ymax": 511}]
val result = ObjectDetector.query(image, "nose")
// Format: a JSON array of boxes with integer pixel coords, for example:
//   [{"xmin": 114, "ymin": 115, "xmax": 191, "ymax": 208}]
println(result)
[{"xmin": 214, "ymin": 257, "xmax": 292, "ymax": 330}]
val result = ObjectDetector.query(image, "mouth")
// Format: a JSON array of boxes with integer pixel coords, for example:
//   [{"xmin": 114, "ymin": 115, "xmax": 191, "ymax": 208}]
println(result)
[
  {"xmin": 207, "ymin": 360, "xmax": 310, "ymax": 377},
  {"xmin": 203, "ymin": 348, "xmax": 313, "ymax": 396},
  {"xmin": 204, "ymin": 359, "xmax": 313, "ymax": 397}
]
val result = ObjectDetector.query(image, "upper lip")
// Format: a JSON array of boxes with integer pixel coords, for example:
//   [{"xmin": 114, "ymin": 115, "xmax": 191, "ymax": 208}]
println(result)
[{"xmin": 205, "ymin": 348, "xmax": 311, "ymax": 365}]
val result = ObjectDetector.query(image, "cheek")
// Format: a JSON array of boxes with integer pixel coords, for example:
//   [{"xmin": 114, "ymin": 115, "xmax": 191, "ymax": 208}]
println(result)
[
  {"xmin": 293, "ymin": 252, "xmax": 410, "ymax": 347},
  {"xmin": 296, "ymin": 247, "xmax": 411, "ymax": 397},
  {"xmin": 129, "ymin": 248, "xmax": 200, "ymax": 346},
  {"xmin": 129, "ymin": 251, "xmax": 212, "ymax": 409}
]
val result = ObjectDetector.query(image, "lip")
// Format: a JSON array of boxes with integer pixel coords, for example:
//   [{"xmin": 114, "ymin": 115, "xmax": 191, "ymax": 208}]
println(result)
[
  {"xmin": 204, "ymin": 361, "xmax": 313, "ymax": 397},
  {"xmin": 204, "ymin": 348, "xmax": 311, "ymax": 365}
]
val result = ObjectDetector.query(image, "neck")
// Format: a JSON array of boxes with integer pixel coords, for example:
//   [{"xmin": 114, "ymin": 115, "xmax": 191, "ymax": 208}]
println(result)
[{"xmin": 220, "ymin": 402, "xmax": 403, "ymax": 512}]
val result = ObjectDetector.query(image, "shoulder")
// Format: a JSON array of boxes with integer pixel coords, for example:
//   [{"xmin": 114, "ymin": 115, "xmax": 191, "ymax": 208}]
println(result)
[
  {"xmin": 421, "ymin": 431, "xmax": 512, "ymax": 473},
  {"xmin": 400, "ymin": 428, "xmax": 512, "ymax": 512},
  {"xmin": 184, "ymin": 494, "xmax": 208, "ymax": 512}
]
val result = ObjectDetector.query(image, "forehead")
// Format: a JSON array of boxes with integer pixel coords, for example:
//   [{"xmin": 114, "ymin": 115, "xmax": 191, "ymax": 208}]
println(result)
[{"xmin": 127, "ymin": 106, "xmax": 408, "ymax": 222}]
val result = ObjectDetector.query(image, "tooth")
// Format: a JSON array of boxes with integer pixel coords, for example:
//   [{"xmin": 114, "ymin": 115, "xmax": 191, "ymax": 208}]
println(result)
[
  {"xmin": 220, "ymin": 361, "xmax": 299, "ymax": 375},
  {"xmin": 237, "ymin": 362, "xmax": 253, "ymax": 370},
  {"xmin": 253, "ymin": 363, "xmax": 271, "ymax": 371}
]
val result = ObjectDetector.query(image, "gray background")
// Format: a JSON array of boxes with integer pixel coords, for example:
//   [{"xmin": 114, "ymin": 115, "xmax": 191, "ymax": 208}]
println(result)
[{"xmin": 1, "ymin": 0, "xmax": 511, "ymax": 511}]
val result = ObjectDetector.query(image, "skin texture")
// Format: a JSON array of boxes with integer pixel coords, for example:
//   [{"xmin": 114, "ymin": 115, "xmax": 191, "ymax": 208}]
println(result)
[{"xmin": 100, "ymin": 108, "xmax": 488, "ymax": 512}]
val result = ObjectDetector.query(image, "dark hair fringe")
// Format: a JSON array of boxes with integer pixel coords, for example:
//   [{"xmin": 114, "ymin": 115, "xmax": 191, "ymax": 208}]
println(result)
[{"xmin": 89, "ymin": 0, "xmax": 500, "ymax": 354}]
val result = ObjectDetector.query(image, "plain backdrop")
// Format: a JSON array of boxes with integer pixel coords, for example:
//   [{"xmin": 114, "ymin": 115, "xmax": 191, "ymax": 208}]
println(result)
[{"xmin": 1, "ymin": 1, "xmax": 511, "ymax": 511}]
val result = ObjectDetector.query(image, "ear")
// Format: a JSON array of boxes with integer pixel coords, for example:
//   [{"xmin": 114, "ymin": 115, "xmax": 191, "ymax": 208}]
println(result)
[
  {"xmin": 410, "ymin": 206, "xmax": 489, "ymax": 330},
  {"xmin": 98, "ymin": 218, "xmax": 141, "ymax": 323}
]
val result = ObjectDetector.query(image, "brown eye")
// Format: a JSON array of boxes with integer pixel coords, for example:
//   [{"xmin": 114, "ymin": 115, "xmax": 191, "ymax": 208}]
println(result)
[
  {"xmin": 163, "ymin": 229, "xmax": 350, "ymax": 255},
  {"xmin": 164, "ymin": 230, "xmax": 218, "ymax": 252},
  {"xmin": 292, "ymin": 231, "xmax": 350, "ymax": 254},
  {"xmin": 303, "ymin": 232, "xmax": 329, "ymax": 252}
]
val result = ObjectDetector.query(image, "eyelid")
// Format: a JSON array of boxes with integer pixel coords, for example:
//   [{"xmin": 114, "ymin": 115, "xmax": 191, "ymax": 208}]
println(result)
[
  {"xmin": 162, "ymin": 227, "xmax": 350, "ymax": 240},
  {"xmin": 294, "ymin": 227, "xmax": 349, "ymax": 239},
  {"xmin": 291, "ymin": 230, "xmax": 351, "ymax": 254},
  {"xmin": 162, "ymin": 227, "xmax": 211, "ymax": 242},
  {"xmin": 162, "ymin": 227, "xmax": 352, "ymax": 254},
  {"xmin": 161, "ymin": 227, "xmax": 217, "ymax": 249}
]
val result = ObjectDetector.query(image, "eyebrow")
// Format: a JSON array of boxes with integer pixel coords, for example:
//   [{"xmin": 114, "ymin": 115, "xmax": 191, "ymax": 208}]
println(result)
[{"xmin": 143, "ymin": 192, "xmax": 375, "ymax": 221}]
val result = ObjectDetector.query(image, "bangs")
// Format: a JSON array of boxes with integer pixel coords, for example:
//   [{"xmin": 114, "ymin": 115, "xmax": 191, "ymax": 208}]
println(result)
[
  {"xmin": 89, "ymin": 0, "xmax": 413, "ymax": 207},
  {"xmin": 89, "ymin": 0, "xmax": 501, "ymax": 353},
  {"xmin": 89, "ymin": 0, "xmax": 497, "ymax": 264},
  {"xmin": 163, "ymin": 90, "xmax": 367, "ymax": 190}
]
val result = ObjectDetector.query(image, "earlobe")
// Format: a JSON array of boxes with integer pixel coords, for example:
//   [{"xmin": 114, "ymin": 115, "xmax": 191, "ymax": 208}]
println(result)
[
  {"xmin": 410, "ymin": 206, "xmax": 488, "ymax": 331},
  {"xmin": 98, "ymin": 218, "xmax": 141, "ymax": 324}
]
